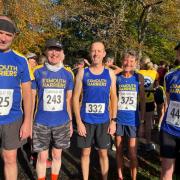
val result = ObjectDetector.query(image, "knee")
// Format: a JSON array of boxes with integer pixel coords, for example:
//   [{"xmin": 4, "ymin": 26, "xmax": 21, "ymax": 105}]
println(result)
[
  {"xmin": 81, "ymin": 149, "xmax": 91, "ymax": 157},
  {"xmin": 129, "ymin": 153, "xmax": 137, "ymax": 163},
  {"xmin": 52, "ymin": 152, "xmax": 61, "ymax": 161},
  {"xmin": 98, "ymin": 150, "xmax": 108, "ymax": 159},
  {"xmin": 37, "ymin": 152, "xmax": 48, "ymax": 164},
  {"xmin": 3, "ymin": 152, "xmax": 17, "ymax": 165},
  {"xmin": 161, "ymin": 165, "xmax": 174, "ymax": 177}
]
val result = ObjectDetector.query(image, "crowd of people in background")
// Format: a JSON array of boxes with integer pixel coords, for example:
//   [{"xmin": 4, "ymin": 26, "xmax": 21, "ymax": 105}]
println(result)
[{"xmin": 0, "ymin": 15, "xmax": 180, "ymax": 180}]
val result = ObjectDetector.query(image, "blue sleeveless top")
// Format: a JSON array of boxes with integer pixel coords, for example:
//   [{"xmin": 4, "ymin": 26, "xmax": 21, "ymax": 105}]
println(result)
[
  {"xmin": 161, "ymin": 69, "xmax": 180, "ymax": 137},
  {"xmin": 80, "ymin": 67, "xmax": 111, "ymax": 124},
  {"xmin": 116, "ymin": 72, "xmax": 140, "ymax": 126}
]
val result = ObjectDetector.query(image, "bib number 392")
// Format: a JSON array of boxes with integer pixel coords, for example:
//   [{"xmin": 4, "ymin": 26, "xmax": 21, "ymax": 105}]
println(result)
[
  {"xmin": 43, "ymin": 89, "xmax": 64, "ymax": 111},
  {"xmin": 86, "ymin": 103, "xmax": 105, "ymax": 113},
  {"xmin": 166, "ymin": 101, "xmax": 180, "ymax": 127},
  {"xmin": 0, "ymin": 89, "xmax": 13, "ymax": 115}
]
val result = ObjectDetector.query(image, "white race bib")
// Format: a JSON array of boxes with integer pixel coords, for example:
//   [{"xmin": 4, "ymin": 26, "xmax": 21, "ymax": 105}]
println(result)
[
  {"xmin": 118, "ymin": 91, "xmax": 137, "ymax": 111},
  {"xmin": 86, "ymin": 103, "xmax": 105, "ymax": 113},
  {"xmin": 0, "ymin": 89, "xmax": 14, "ymax": 115},
  {"xmin": 166, "ymin": 101, "xmax": 180, "ymax": 127},
  {"xmin": 43, "ymin": 89, "xmax": 64, "ymax": 111}
]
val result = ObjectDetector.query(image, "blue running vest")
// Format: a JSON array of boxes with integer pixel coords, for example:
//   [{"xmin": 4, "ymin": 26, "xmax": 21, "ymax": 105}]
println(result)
[
  {"xmin": 80, "ymin": 67, "xmax": 111, "ymax": 124},
  {"xmin": 161, "ymin": 69, "xmax": 180, "ymax": 137},
  {"xmin": 116, "ymin": 72, "xmax": 140, "ymax": 126}
]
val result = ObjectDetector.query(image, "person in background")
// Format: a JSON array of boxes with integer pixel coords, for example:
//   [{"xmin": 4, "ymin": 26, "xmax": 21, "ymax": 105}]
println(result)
[
  {"xmin": 73, "ymin": 58, "xmax": 90, "ymax": 76},
  {"xmin": 157, "ymin": 61, "xmax": 168, "ymax": 86},
  {"xmin": 38, "ymin": 54, "xmax": 47, "ymax": 65},
  {"xmin": 0, "ymin": 15, "xmax": 32, "ymax": 180},
  {"xmin": 105, "ymin": 55, "xmax": 122, "ymax": 75},
  {"xmin": 26, "ymin": 52, "xmax": 38, "ymax": 70},
  {"xmin": 139, "ymin": 59, "xmax": 159, "ymax": 151},
  {"xmin": 154, "ymin": 80, "xmax": 166, "ymax": 130}
]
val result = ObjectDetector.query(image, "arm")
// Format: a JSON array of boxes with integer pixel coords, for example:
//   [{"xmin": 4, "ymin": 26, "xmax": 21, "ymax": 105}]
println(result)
[
  {"xmin": 66, "ymin": 90, "xmax": 73, "ymax": 137},
  {"xmin": 31, "ymin": 89, "xmax": 37, "ymax": 138},
  {"xmin": 109, "ymin": 64, "xmax": 122, "ymax": 75},
  {"xmin": 108, "ymin": 69, "xmax": 118, "ymax": 135},
  {"xmin": 20, "ymin": 81, "xmax": 32, "ymax": 140},
  {"xmin": 139, "ymin": 74, "xmax": 145, "ymax": 122},
  {"xmin": 165, "ymin": 92, "xmax": 170, "ymax": 111},
  {"xmin": 73, "ymin": 69, "xmax": 87, "ymax": 137},
  {"xmin": 84, "ymin": 59, "xmax": 91, "ymax": 66}
]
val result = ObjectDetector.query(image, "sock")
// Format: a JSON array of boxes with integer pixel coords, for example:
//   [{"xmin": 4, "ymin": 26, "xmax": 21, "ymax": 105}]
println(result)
[
  {"xmin": 51, "ymin": 174, "xmax": 59, "ymax": 180},
  {"xmin": 38, "ymin": 178, "xmax": 45, "ymax": 180}
]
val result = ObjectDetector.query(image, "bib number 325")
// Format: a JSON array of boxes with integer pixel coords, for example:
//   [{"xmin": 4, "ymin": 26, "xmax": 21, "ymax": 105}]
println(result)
[{"xmin": 0, "ymin": 89, "xmax": 13, "ymax": 115}]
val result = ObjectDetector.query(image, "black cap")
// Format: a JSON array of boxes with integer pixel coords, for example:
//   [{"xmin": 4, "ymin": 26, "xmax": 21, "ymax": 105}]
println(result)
[
  {"xmin": 45, "ymin": 39, "xmax": 63, "ymax": 49},
  {"xmin": 175, "ymin": 42, "xmax": 180, "ymax": 50}
]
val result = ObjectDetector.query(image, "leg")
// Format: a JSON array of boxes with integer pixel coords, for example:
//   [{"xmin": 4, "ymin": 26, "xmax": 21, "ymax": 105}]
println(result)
[
  {"xmin": 144, "ymin": 111, "xmax": 153, "ymax": 145},
  {"xmin": 98, "ymin": 149, "xmax": 109, "ymax": 180},
  {"xmin": 36, "ymin": 150, "xmax": 48, "ymax": 179},
  {"xmin": 157, "ymin": 104, "xmax": 165, "ymax": 130},
  {"xmin": 160, "ymin": 158, "xmax": 175, "ymax": 180},
  {"xmin": 2, "ymin": 149, "xmax": 18, "ymax": 180},
  {"xmin": 51, "ymin": 148, "xmax": 62, "ymax": 180},
  {"xmin": 116, "ymin": 136, "xmax": 124, "ymax": 180},
  {"xmin": 129, "ymin": 138, "xmax": 137, "ymax": 180},
  {"xmin": 81, "ymin": 147, "xmax": 91, "ymax": 180}
]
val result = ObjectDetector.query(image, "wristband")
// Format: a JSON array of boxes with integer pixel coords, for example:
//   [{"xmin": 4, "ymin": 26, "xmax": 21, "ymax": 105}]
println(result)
[{"xmin": 111, "ymin": 118, "xmax": 117, "ymax": 122}]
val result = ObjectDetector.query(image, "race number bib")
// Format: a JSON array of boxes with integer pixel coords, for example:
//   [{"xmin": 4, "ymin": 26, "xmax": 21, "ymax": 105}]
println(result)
[
  {"xmin": 86, "ymin": 103, "xmax": 105, "ymax": 113},
  {"xmin": 118, "ymin": 91, "xmax": 137, "ymax": 111},
  {"xmin": 166, "ymin": 101, "xmax": 180, "ymax": 127},
  {"xmin": 43, "ymin": 89, "xmax": 64, "ymax": 111},
  {"xmin": 0, "ymin": 89, "xmax": 14, "ymax": 115}
]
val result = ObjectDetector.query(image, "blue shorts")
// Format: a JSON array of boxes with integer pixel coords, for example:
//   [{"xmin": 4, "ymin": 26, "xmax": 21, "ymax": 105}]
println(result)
[{"xmin": 116, "ymin": 124, "xmax": 138, "ymax": 138}]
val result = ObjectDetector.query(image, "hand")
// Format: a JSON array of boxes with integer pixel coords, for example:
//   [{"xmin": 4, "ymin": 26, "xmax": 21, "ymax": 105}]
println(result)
[
  {"xmin": 20, "ymin": 120, "xmax": 31, "ymax": 140},
  {"xmin": 108, "ymin": 121, "xmax": 116, "ymax": 135},
  {"xmin": 70, "ymin": 121, "xmax": 73, "ymax": 137},
  {"xmin": 77, "ymin": 122, "xmax": 87, "ymax": 137}
]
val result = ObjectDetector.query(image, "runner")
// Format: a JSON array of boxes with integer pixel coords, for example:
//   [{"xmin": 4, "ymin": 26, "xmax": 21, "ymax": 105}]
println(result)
[
  {"xmin": 139, "ymin": 59, "xmax": 159, "ymax": 151},
  {"xmin": 0, "ymin": 16, "xmax": 32, "ymax": 180},
  {"xmin": 160, "ymin": 44, "xmax": 180, "ymax": 180},
  {"xmin": 32, "ymin": 39, "xmax": 73, "ymax": 180},
  {"xmin": 116, "ymin": 50, "xmax": 145, "ymax": 180},
  {"xmin": 73, "ymin": 41, "xmax": 117, "ymax": 180}
]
